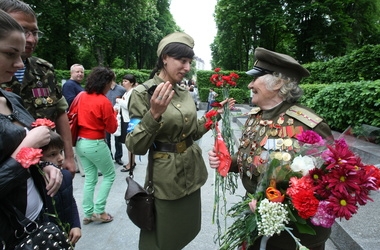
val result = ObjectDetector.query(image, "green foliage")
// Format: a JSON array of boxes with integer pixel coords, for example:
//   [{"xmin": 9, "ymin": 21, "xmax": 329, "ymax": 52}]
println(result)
[
  {"xmin": 112, "ymin": 69, "xmax": 150, "ymax": 84},
  {"xmin": 111, "ymin": 57, "xmax": 126, "ymax": 69},
  {"xmin": 212, "ymin": 0, "xmax": 380, "ymax": 70},
  {"xmin": 298, "ymin": 84, "xmax": 329, "ymax": 106},
  {"xmin": 77, "ymin": 48, "xmax": 97, "ymax": 70},
  {"xmin": 305, "ymin": 81, "xmax": 380, "ymax": 132},
  {"xmin": 25, "ymin": 0, "xmax": 177, "ymax": 70},
  {"xmin": 303, "ymin": 45, "xmax": 380, "ymax": 84}
]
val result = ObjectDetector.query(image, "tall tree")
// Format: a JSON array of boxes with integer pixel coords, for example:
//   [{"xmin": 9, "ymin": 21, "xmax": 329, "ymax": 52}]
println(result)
[
  {"xmin": 212, "ymin": 0, "xmax": 287, "ymax": 70},
  {"xmin": 25, "ymin": 0, "xmax": 178, "ymax": 69},
  {"xmin": 212, "ymin": 0, "xmax": 380, "ymax": 69}
]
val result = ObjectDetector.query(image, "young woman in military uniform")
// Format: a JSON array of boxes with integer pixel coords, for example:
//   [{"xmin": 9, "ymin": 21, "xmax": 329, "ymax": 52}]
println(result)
[
  {"xmin": 209, "ymin": 47, "xmax": 333, "ymax": 250},
  {"xmin": 126, "ymin": 32, "xmax": 232, "ymax": 250}
]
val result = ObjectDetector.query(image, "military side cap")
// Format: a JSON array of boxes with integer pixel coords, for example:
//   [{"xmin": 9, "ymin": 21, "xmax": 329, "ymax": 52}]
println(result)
[
  {"xmin": 246, "ymin": 47, "xmax": 310, "ymax": 81},
  {"xmin": 157, "ymin": 32, "xmax": 194, "ymax": 56}
]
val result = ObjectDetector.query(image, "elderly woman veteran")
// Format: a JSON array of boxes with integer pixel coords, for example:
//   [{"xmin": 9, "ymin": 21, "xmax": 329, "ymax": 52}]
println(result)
[
  {"xmin": 126, "ymin": 32, "xmax": 231, "ymax": 250},
  {"xmin": 209, "ymin": 47, "xmax": 333, "ymax": 250}
]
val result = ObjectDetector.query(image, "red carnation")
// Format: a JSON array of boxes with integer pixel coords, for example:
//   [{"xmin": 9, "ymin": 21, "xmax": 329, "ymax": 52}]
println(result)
[
  {"xmin": 210, "ymin": 102, "xmax": 222, "ymax": 108},
  {"xmin": 296, "ymin": 130, "xmax": 323, "ymax": 145},
  {"xmin": 31, "ymin": 118, "xmax": 56, "ymax": 129},
  {"xmin": 16, "ymin": 147, "xmax": 43, "ymax": 168},
  {"xmin": 291, "ymin": 189, "xmax": 319, "ymax": 219}
]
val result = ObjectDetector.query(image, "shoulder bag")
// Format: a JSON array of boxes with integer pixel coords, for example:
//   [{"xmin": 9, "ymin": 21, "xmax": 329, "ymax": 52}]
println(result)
[
  {"xmin": 67, "ymin": 92, "xmax": 84, "ymax": 147},
  {"xmin": 124, "ymin": 150, "xmax": 155, "ymax": 231}
]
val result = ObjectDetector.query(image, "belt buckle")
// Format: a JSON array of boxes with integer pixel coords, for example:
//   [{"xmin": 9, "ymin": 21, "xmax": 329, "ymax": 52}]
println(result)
[{"xmin": 176, "ymin": 141, "xmax": 187, "ymax": 153}]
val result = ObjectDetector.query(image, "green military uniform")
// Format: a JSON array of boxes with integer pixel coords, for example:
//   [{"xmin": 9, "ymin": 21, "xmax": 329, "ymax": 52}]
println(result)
[
  {"xmin": 126, "ymin": 75, "xmax": 209, "ymax": 250},
  {"xmin": 231, "ymin": 101, "xmax": 333, "ymax": 249},
  {"xmin": 0, "ymin": 56, "xmax": 68, "ymax": 120}
]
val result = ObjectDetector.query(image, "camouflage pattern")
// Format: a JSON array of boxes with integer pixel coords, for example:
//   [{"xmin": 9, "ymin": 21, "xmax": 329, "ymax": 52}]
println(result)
[{"xmin": 0, "ymin": 56, "xmax": 68, "ymax": 120}]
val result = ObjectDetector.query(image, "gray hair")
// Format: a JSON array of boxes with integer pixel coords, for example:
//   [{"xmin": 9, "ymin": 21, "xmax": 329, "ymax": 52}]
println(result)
[
  {"xmin": 70, "ymin": 64, "xmax": 84, "ymax": 72},
  {"xmin": 262, "ymin": 73, "xmax": 303, "ymax": 103}
]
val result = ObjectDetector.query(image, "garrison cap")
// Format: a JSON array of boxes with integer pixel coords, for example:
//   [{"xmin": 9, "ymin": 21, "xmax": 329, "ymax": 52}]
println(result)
[
  {"xmin": 157, "ymin": 32, "xmax": 194, "ymax": 56},
  {"xmin": 246, "ymin": 47, "xmax": 310, "ymax": 81}
]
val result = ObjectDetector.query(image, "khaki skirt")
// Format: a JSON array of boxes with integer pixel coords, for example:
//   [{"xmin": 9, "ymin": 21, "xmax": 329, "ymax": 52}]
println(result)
[{"xmin": 139, "ymin": 189, "xmax": 201, "ymax": 250}]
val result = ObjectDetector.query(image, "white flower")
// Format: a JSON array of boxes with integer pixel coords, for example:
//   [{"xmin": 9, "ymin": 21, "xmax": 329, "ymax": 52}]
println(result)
[
  {"xmin": 257, "ymin": 199, "xmax": 289, "ymax": 237},
  {"xmin": 290, "ymin": 155, "xmax": 315, "ymax": 176}
]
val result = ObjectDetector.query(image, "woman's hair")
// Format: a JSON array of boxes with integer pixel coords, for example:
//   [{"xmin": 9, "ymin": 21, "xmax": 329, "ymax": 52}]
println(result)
[
  {"xmin": 0, "ymin": 9, "xmax": 24, "ymax": 40},
  {"xmin": 149, "ymin": 42, "xmax": 195, "ymax": 79},
  {"xmin": 123, "ymin": 74, "xmax": 136, "ymax": 86},
  {"xmin": 262, "ymin": 73, "xmax": 303, "ymax": 103},
  {"xmin": 40, "ymin": 130, "xmax": 64, "ymax": 152},
  {"xmin": 85, "ymin": 66, "xmax": 115, "ymax": 94}
]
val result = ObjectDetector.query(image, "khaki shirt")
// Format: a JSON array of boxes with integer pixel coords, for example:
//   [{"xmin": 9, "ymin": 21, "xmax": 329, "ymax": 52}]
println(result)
[
  {"xmin": 126, "ymin": 75, "xmax": 209, "ymax": 200},
  {"xmin": 0, "ymin": 56, "xmax": 68, "ymax": 120}
]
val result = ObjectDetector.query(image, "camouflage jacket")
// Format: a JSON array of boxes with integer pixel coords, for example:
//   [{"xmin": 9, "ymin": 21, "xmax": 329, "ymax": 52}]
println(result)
[{"xmin": 0, "ymin": 56, "xmax": 68, "ymax": 120}]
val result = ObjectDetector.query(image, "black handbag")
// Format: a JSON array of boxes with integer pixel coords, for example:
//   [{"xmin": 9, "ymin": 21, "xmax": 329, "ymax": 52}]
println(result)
[
  {"xmin": 4, "ymin": 205, "xmax": 72, "ymax": 250},
  {"xmin": 124, "ymin": 150, "xmax": 155, "ymax": 231},
  {"xmin": 14, "ymin": 221, "xmax": 72, "ymax": 250}
]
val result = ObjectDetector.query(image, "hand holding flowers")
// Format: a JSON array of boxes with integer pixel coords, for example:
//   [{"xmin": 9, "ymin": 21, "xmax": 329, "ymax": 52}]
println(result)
[{"xmin": 15, "ymin": 118, "xmax": 62, "ymax": 196}]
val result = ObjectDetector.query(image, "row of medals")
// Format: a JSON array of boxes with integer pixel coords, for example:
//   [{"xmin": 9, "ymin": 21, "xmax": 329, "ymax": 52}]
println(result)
[
  {"xmin": 238, "ymin": 112, "xmax": 301, "ymax": 179},
  {"xmin": 33, "ymin": 79, "xmax": 53, "ymax": 106},
  {"xmin": 34, "ymin": 96, "xmax": 53, "ymax": 106}
]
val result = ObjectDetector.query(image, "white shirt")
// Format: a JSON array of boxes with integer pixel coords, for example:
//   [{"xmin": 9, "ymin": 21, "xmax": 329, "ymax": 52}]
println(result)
[{"xmin": 116, "ymin": 89, "xmax": 134, "ymax": 122}]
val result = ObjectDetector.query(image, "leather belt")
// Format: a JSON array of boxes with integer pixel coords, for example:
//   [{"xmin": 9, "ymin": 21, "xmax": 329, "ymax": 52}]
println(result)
[{"xmin": 153, "ymin": 137, "xmax": 193, "ymax": 153}]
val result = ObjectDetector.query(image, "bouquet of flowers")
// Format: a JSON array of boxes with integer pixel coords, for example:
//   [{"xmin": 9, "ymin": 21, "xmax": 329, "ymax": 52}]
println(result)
[
  {"xmin": 206, "ymin": 68, "xmax": 240, "ymax": 241},
  {"xmin": 220, "ymin": 130, "xmax": 380, "ymax": 250}
]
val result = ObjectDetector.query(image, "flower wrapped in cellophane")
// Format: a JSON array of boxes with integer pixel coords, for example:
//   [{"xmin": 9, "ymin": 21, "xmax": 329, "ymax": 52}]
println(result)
[
  {"xmin": 220, "ymin": 130, "xmax": 380, "ymax": 250},
  {"xmin": 206, "ymin": 68, "xmax": 239, "ymax": 242}
]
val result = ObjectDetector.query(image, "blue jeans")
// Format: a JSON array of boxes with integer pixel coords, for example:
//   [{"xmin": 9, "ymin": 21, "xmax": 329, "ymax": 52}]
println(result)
[
  {"xmin": 75, "ymin": 139, "xmax": 116, "ymax": 217},
  {"xmin": 207, "ymin": 101, "xmax": 215, "ymax": 112}
]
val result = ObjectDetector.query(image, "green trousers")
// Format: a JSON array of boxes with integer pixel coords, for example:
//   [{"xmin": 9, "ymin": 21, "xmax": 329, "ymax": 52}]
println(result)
[{"xmin": 76, "ymin": 139, "xmax": 116, "ymax": 217}]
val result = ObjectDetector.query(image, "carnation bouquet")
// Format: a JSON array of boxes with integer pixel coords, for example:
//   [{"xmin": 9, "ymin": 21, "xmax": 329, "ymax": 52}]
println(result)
[
  {"xmin": 220, "ymin": 130, "xmax": 380, "ymax": 250},
  {"xmin": 206, "ymin": 68, "xmax": 240, "ymax": 241}
]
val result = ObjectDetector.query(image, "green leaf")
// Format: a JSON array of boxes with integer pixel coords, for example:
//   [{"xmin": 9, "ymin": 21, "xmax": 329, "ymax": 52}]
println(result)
[
  {"xmin": 294, "ymin": 222, "xmax": 316, "ymax": 235},
  {"xmin": 286, "ymin": 206, "xmax": 298, "ymax": 222},
  {"xmin": 245, "ymin": 213, "xmax": 258, "ymax": 232}
]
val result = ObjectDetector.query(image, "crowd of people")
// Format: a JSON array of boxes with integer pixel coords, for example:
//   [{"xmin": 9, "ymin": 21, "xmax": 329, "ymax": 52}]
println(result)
[{"xmin": 0, "ymin": 0, "xmax": 341, "ymax": 250}]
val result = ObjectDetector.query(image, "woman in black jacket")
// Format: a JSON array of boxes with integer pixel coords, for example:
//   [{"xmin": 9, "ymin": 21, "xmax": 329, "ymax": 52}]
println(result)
[{"xmin": 0, "ymin": 9, "xmax": 62, "ymax": 249}]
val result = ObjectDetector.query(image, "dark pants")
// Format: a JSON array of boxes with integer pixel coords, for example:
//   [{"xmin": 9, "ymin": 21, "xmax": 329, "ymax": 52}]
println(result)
[
  {"xmin": 247, "ymin": 238, "xmax": 325, "ymax": 250},
  {"xmin": 207, "ymin": 101, "xmax": 215, "ymax": 112},
  {"xmin": 106, "ymin": 132, "xmax": 123, "ymax": 161}
]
